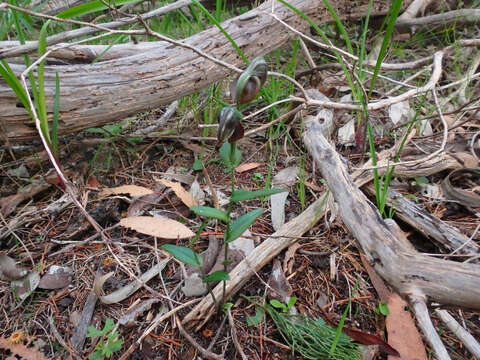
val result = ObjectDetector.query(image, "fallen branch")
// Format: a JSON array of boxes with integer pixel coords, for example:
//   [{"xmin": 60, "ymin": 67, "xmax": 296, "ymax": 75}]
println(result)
[
  {"xmin": 435, "ymin": 309, "xmax": 480, "ymax": 358},
  {"xmin": 396, "ymin": 9, "xmax": 480, "ymax": 32},
  {"xmin": 302, "ymin": 120, "xmax": 480, "ymax": 310},
  {"xmin": 303, "ymin": 120, "xmax": 480, "ymax": 359},
  {"xmin": 0, "ymin": 0, "xmax": 409, "ymax": 142}
]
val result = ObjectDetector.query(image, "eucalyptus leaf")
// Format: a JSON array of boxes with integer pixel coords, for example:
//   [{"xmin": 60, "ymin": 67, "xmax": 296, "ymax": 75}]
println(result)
[
  {"xmin": 226, "ymin": 208, "xmax": 263, "ymax": 243},
  {"xmin": 231, "ymin": 188, "xmax": 286, "ymax": 202},
  {"xmin": 190, "ymin": 206, "xmax": 229, "ymax": 222},
  {"xmin": 162, "ymin": 244, "xmax": 202, "ymax": 267}
]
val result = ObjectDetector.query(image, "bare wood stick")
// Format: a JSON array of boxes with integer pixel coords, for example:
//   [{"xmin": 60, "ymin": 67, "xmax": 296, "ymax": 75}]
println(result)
[
  {"xmin": 176, "ymin": 315, "xmax": 224, "ymax": 360},
  {"xmin": 227, "ymin": 307, "xmax": 248, "ymax": 360},
  {"xmin": 362, "ymin": 183, "xmax": 479, "ymax": 255},
  {"xmin": 398, "ymin": 0, "xmax": 434, "ymax": 20},
  {"xmin": 411, "ymin": 295, "xmax": 450, "ymax": 360},
  {"xmin": 396, "ymin": 9, "xmax": 480, "ymax": 32},
  {"xmin": 290, "ymin": 51, "xmax": 444, "ymax": 112},
  {"xmin": 118, "ymin": 299, "xmax": 201, "ymax": 360},
  {"xmin": 0, "ymin": 0, "xmax": 193, "ymax": 59},
  {"xmin": 435, "ymin": 309, "xmax": 480, "ymax": 358}
]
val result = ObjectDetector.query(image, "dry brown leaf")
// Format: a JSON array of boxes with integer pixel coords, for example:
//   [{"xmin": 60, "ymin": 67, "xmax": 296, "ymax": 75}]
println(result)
[
  {"xmin": 0, "ymin": 254, "xmax": 28, "ymax": 281},
  {"xmin": 452, "ymin": 152, "xmax": 478, "ymax": 168},
  {"xmin": 99, "ymin": 185, "xmax": 153, "ymax": 197},
  {"xmin": 267, "ymin": 259, "xmax": 292, "ymax": 302},
  {"xmin": 304, "ymin": 181, "xmax": 322, "ymax": 192},
  {"xmin": 386, "ymin": 293, "xmax": 427, "ymax": 360},
  {"xmin": 235, "ymin": 162, "xmax": 262, "ymax": 173},
  {"xmin": 0, "ymin": 337, "xmax": 48, "ymax": 360},
  {"xmin": 120, "ymin": 216, "xmax": 194, "ymax": 239},
  {"xmin": 158, "ymin": 179, "xmax": 197, "ymax": 208},
  {"xmin": 360, "ymin": 254, "xmax": 427, "ymax": 360},
  {"xmin": 119, "ymin": 298, "xmax": 160, "ymax": 327},
  {"xmin": 0, "ymin": 181, "xmax": 50, "ymax": 217},
  {"xmin": 38, "ymin": 265, "xmax": 73, "ymax": 290}
]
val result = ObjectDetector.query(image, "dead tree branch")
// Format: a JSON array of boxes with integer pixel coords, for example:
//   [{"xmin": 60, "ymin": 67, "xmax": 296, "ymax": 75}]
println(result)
[{"xmin": 0, "ymin": 0, "xmax": 408, "ymax": 142}]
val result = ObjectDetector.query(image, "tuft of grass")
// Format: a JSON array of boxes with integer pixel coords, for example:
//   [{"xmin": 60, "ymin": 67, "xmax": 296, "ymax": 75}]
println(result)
[{"xmin": 265, "ymin": 304, "xmax": 361, "ymax": 360}]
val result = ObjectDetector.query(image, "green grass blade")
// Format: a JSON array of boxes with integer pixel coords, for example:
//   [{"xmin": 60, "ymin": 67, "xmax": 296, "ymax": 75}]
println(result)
[
  {"xmin": 37, "ymin": 20, "xmax": 51, "ymax": 144},
  {"xmin": 368, "ymin": 0, "xmax": 404, "ymax": 96},
  {"xmin": 215, "ymin": 0, "xmax": 222, "ymax": 22},
  {"xmin": 191, "ymin": 0, "xmax": 248, "ymax": 64},
  {"xmin": 320, "ymin": 0, "xmax": 353, "ymax": 55},
  {"xmin": 276, "ymin": 0, "xmax": 357, "ymax": 97},
  {"xmin": 330, "ymin": 278, "xmax": 360, "ymax": 356},
  {"xmin": 10, "ymin": 0, "xmax": 40, "ymax": 115},
  {"xmin": 52, "ymin": 72, "xmax": 60, "ymax": 155},
  {"xmin": 92, "ymin": 33, "xmax": 128, "ymax": 63},
  {"xmin": 0, "ymin": 15, "xmax": 15, "ymax": 41},
  {"xmin": 367, "ymin": 123, "xmax": 380, "ymax": 206},
  {"xmin": 357, "ymin": 0, "xmax": 374, "ymax": 80},
  {"xmin": 56, "ymin": 0, "xmax": 141, "ymax": 19},
  {"xmin": 0, "ymin": 60, "xmax": 31, "ymax": 115}
]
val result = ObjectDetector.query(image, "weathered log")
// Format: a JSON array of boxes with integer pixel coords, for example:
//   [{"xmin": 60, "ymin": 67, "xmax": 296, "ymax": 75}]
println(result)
[
  {"xmin": 0, "ymin": 0, "xmax": 406, "ymax": 143},
  {"xmin": 303, "ymin": 120, "xmax": 480, "ymax": 310}
]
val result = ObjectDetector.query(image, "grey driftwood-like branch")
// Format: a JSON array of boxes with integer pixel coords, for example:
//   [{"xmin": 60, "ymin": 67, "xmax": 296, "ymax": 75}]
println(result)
[
  {"xmin": 303, "ymin": 121, "xmax": 480, "ymax": 309},
  {"xmin": 303, "ymin": 121, "xmax": 480, "ymax": 360},
  {"xmin": 0, "ymin": 0, "xmax": 408, "ymax": 143}
]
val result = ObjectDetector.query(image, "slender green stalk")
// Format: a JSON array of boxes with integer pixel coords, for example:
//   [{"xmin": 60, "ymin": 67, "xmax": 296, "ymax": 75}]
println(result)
[
  {"xmin": 368, "ymin": 0, "xmax": 404, "ymax": 96},
  {"xmin": 222, "ymin": 140, "xmax": 237, "ymax": 305},
  {"xmin": 52, "ymin": 72, "xmax": 60, "ymax": 155}
]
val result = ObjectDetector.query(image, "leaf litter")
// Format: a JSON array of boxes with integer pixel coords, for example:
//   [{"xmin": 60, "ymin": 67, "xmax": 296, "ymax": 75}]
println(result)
[{"xmin": 1, "ymin": 3, "xmax": 480, "ymax": 359}]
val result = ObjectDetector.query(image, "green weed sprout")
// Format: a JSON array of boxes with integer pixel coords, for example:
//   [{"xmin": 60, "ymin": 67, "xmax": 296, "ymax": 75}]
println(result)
[
  {"xmin": 163, "ymin": 57, "xmax": 286, "ymax": 307},
  {"xmin": 87, "ymin": 318, "xmax": 123, "ymax": 360}
]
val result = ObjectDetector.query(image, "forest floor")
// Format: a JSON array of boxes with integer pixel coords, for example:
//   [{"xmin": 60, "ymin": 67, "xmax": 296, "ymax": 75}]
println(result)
[{"xmin": 1, "ymin": 1, "xmax": 480, "ymax": 359}]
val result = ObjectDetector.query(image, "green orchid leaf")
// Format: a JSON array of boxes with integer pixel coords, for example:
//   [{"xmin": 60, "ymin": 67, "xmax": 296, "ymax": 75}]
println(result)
[
  {"xmin": 226, "ymin": 208, "xmax": 263, "ymax": 243},
  {"xmin": 203, "ymin": 270, "xmax": 230, "ymax": 283},
  {"xmin": 162, "ymin": 244, "xmax": 202, "ymax": 267},
  {"xmin": 190, "ymin": 206, "xmax": 229, "ymax": 223},
  {"xmin": 231, "ymin": 188, "xmax": 287, "ymax": 202}
]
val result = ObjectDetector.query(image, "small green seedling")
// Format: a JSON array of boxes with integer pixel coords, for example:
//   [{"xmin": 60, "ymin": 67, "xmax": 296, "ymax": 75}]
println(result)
[
  {"xmin": 269, "ymin": 297, "xmax": 297, "ymax": 313},
  {"xmin": 87, "ymin": 318, "xmax": 123, "ymax": 360},
  {"xmin": 252, "ymin": 172, "xmax": 264, "ymax": 185},
  {"xmin": 375, "ymin": 301, "xmax": 390, "ymax": 316}
]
